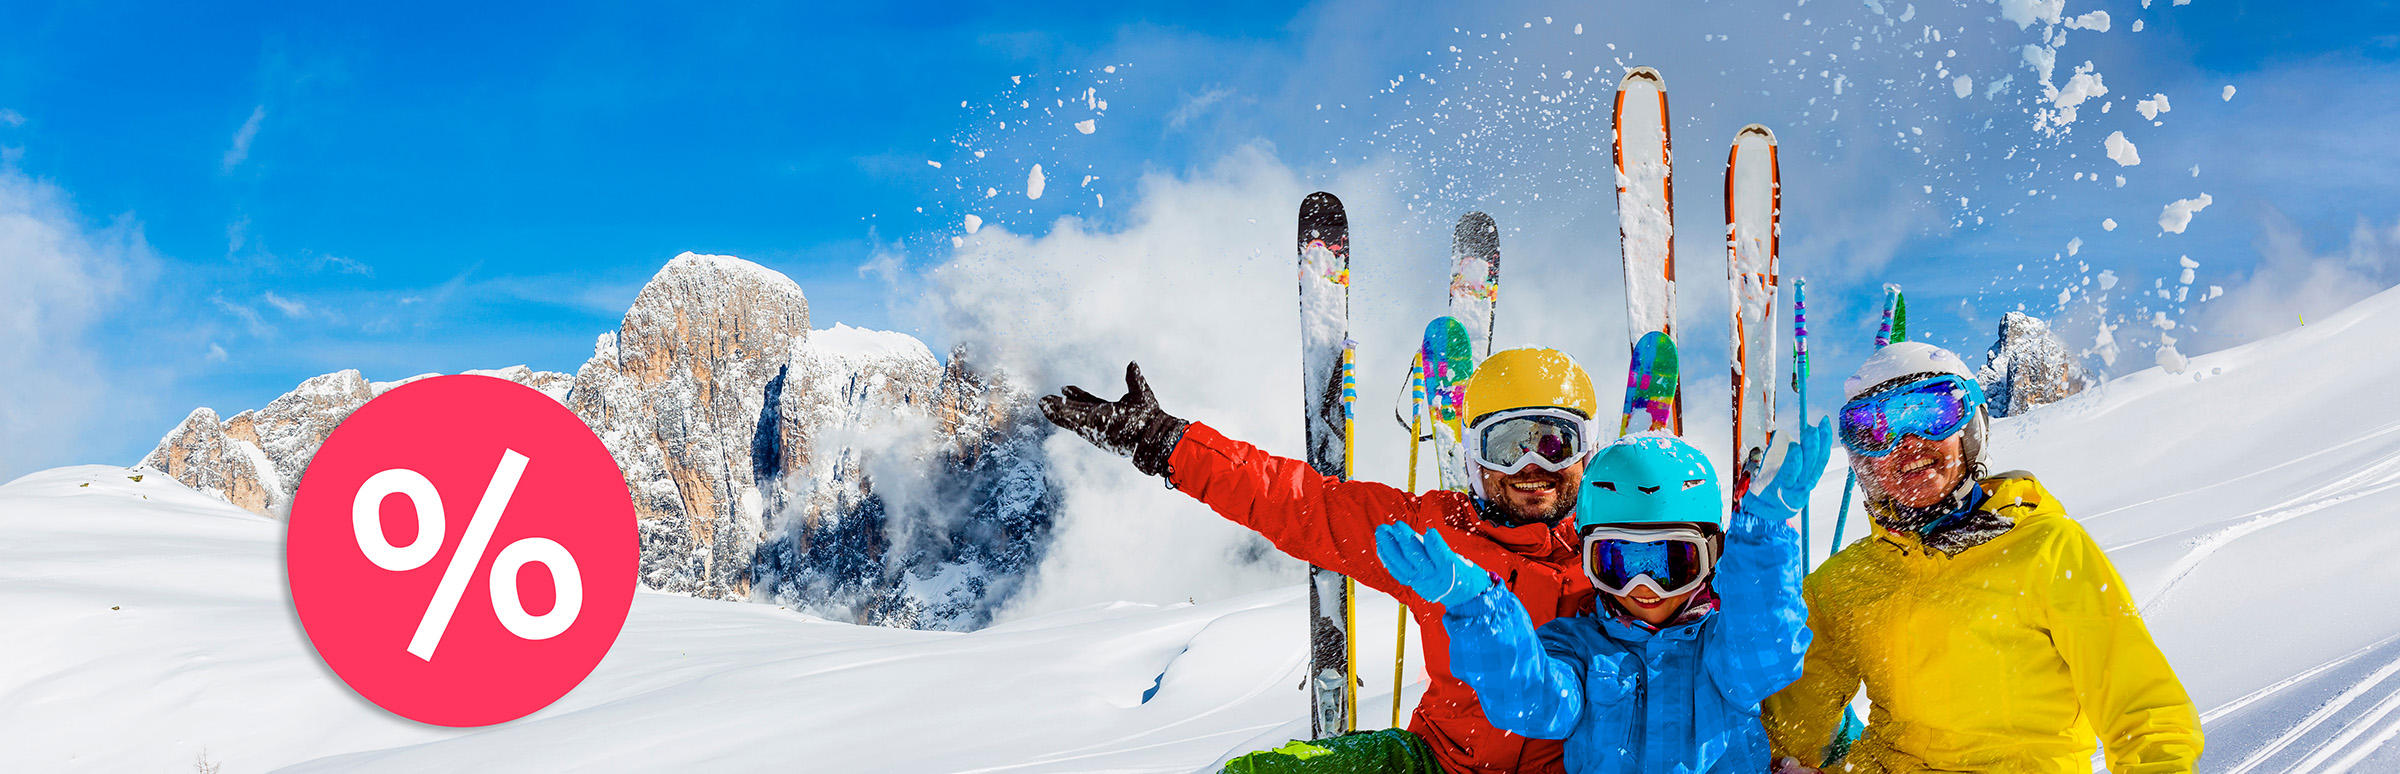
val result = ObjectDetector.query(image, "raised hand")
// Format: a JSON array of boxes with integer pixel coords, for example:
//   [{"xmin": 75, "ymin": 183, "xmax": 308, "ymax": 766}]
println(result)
[
  {"xmin": 1743, "ymin": 420, "xmax": 1834, "ymax": 523},
  {"xmin": 1374, "ymin": 522, "xmax": 1494, "ymax": 608},
  {"xmin": 1038, "ymin": 362, "xmax": 1190, "ymax": 476}
]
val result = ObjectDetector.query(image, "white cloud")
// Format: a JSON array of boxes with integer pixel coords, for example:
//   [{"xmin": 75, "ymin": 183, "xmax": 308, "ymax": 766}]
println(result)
[
  {"xmin": 311, "ymin": 252, "xmax": 371, "ymax": 276},
  {"xmin": 259, "ymin": 291, "xmax": 310, "ymax": 319},
  {"xmin": 209, "ymin": 293, "xmax": 269, "ymax": 335},
  {"xmin": 0, "ymin": 166, "xmax": 144, "ymax": 479},
  {"xmin": 2199, "ymin": 213, "xmax": 2400, "ymax": 347},
  {"xmin": 0, "ymin": 108, "xmax": 24, "ymax": 127},
  {"xmin": 1165, "ymin": 86, "xmax": 1236, "ymax": 130},
  {"xmin": 221, "ymin": 105, "xmax": 265, "ymax": 172}
]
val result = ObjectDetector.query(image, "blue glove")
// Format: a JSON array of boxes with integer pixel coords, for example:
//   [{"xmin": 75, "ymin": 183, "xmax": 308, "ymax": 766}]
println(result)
[
  {"xmin": 1741, "ymin": 420, "xmax": 1833, "ymax": 523},
  {"xmin": 1374, "ymin": 523, "xmax": 1494, "ymax": 607}
]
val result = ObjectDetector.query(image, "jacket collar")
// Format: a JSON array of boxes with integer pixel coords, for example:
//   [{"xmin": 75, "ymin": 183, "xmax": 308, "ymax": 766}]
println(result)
[
  {"xmin": 1455, "ymin": 506, "xmax": 1580, "ymax": 559},
  {"xmin": 1871, "ymin": 481, "xmax": 2015, "ymax": 557}
]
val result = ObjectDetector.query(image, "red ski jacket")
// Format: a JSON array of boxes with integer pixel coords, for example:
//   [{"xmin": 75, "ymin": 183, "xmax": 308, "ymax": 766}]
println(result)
[{"xmin": 1168, "ymin": 423, "xmax": 1595, "ymax": 774}]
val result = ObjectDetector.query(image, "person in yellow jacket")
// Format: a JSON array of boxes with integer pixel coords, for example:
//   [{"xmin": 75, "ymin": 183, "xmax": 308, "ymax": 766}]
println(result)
[{"xmin": 1762, "ymin": 342, "xmax": 2204, "ymax": 773}]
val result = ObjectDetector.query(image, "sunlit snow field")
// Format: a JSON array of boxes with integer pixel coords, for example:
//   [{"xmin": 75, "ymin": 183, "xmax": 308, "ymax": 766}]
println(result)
[{"xmin": 9, "ymin": 285, "xmax": 2400, "ymax": 772}]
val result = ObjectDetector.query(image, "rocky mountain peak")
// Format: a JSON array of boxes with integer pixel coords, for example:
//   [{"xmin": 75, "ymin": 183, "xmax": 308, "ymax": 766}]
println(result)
[
  {"xmin": 141, "ymin": 366, "xmax": 570, "ymax": 518},
  {"xmin": 1980, "ymin": 310, "xmax": 2090, "ymax": 417},
  {"xmin": 569, "ymin": 252, "xmax": 813, "ymax": 599}
]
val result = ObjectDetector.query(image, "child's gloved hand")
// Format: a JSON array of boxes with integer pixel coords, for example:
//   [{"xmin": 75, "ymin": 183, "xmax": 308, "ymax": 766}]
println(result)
[
  {"xmin": 1740, "ymin": 420, "xmax": 1833, "ymax": 524},
  {"xmin": 1373, "ymin": 523, "xmax": 1493, "ymax": 608}
]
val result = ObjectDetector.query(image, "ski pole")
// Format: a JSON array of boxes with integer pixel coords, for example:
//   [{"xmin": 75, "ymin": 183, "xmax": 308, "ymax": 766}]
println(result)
[
  {"xmin": 1394, "ymin": 353, "xmax": 1425, "ymax": 728},
  {"xmin": 1341, "ymin": 344, "xmax": 1360, "ymax": 733},
  {"xmin": 1796, "ymin": 281, "xmax": 1810, "ymax": 552},
  {"xmin": 1831, "ymin": 286, "xmax": 1904, "ymax": 557}
]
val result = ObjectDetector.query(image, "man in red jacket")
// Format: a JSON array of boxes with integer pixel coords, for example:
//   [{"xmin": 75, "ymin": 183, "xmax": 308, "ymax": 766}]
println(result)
[{"xmin": 1041, "ymin": 348, "xmax": 1606, "ymax": 773}]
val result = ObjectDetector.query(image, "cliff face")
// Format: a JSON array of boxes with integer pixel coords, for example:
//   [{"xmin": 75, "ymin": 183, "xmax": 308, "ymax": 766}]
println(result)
[
  {"xmin": 1980, "ymin": 311, "xmax": 2090, "ymax": 417},
  {"xmin": 566, "ymin": 253, "xmax": 813, "ymax": 599},
  {"xmin": 749, "ymin": 333, "xmax": 1056, "ymax": 630},
  {"xmin": 142, "ymin": 252, "xmax": 1057, "ymax": 631}
]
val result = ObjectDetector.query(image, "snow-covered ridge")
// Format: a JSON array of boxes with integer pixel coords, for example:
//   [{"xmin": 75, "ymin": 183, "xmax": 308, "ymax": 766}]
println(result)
[
  {"xmin": 142, "ymin": 367, "xmax": 572, "ymax": 517},
  {"xmin": 140, "ymin": 253, "xmax": 1060, "ymax": 631}
]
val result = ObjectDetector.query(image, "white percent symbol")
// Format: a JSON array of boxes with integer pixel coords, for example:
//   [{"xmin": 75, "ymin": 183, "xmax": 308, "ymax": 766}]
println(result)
[{"xmin": 351, "ymin": 449, "xmax": 583, "ymax": 661}]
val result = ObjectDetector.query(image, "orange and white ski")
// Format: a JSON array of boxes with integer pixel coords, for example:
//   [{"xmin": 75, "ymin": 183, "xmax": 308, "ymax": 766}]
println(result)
[
  {"xmin": 1727, "ymin": 124, "xmax": 1781, "ymax": 495},
  {"xmin": 1614, "ymin": 66, "xmax": 1679, "ymax": 434}
]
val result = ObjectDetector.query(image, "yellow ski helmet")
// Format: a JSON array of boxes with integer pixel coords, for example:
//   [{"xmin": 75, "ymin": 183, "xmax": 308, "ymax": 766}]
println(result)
[{"xmin": 1462, "ymin": 348, "xmax": 1600, "ymax": 426}]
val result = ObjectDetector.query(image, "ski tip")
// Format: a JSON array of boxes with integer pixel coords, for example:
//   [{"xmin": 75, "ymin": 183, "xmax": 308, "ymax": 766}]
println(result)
[
  {"xmin": 1621, "ymin": 66, "xmax": 1665, "ymax": 89},
  {"xmin": 1735, "ymin": 123, "xmax": 1778, "ymax": 144},
  {"xmin": 1454, "ymin": 211, "xmax": 1498, "ymax": 242},
  {"xmin": 1300, "ymin": 191, "xmax": 1348, "ymax": 236}
]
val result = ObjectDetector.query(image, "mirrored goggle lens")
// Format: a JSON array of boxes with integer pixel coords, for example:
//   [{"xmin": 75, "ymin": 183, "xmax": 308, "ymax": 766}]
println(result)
[
  {"xmin": 1476, "ymin": 414, "xmax": 1587, "ymax": 470},
  {"xmin": 1586, "ymin": 537, "xmax": 1708, "ymax": 594},
  {"xmin": 1839, "ymin": 378, "xmax": 1973, "ymax": 456}
]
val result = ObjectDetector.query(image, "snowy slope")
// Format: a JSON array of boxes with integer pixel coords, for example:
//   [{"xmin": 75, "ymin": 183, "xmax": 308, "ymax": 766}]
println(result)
[
  {"xmin": 10, "ymin": 284, "xmax": 2400, "ymax": 771},
  {"xmin": 0, "ymin": 465, "xmax": 1416, "ymax": 772}
]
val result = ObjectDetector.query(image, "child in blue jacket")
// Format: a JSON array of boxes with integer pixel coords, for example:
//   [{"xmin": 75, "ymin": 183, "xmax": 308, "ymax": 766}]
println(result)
[{"xmin": 1375, "ymin": 425, "xmax": 1827, "ymax": 774}]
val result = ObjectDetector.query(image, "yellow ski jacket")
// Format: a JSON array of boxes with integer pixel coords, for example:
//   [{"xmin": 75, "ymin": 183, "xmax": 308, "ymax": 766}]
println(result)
[{"xmin": 1762, "ymin": 473, "xmax": 2203, "ymax": 773}]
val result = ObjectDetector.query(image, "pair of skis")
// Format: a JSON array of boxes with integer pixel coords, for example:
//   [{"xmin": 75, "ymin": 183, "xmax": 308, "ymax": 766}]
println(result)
[
  {"xmin": 1296, "ymin": 195, "xmax": 1502, "ymax": 738},
  {"xmin": 1612, "ymin": 67, "xmax": 1786, "ymax": 505}
]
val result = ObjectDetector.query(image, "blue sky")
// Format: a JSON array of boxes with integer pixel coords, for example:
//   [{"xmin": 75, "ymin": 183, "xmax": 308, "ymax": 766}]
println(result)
[{"xmin": 2, "ymin": 0, "xmax": 2396, "ymax": 479}]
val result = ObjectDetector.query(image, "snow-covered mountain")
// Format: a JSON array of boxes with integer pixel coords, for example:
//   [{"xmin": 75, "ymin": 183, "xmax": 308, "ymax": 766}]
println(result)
[
  {"xmin": 140, "ymin": 252, "xmax": 1057, "ymax": 630},
  {"xmin": 143, "ymin": 366, "xmax": 575, "ymax": 515},
  {"xmin": 1978, "ymin": 310, "xmax": 2089, "ymax": 417},
  {"xmin": 38, "ymin": 278, "xmax": 2400, "ymax": 770}
]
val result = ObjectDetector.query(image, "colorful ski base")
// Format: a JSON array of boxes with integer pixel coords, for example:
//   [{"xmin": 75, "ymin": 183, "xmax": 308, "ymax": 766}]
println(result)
[
  {"xmin": 1621, "ymin": 330, "xmax": 1682, "ymax": 436},
  {"xmin": 1726, "ymin": 123, "xmax": 1781, "ymax": 496},
  {"xmin": 1423, "ymin": 316, "xmax": 1477, "ymax": 492},
  {"xmin": 1296, "ymin": 191, "xmax": 1354, "ymax": 738},
  {"xmin": 1615, "ymin": 66, "xmax": 1681, "ymax": 435}
]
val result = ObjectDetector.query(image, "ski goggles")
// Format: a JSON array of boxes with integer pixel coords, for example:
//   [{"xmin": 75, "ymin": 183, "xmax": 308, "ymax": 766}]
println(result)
[
  {"xmin": 1465, "ymin": 408, "xmax": 1598, "ymax": 474},
  {"xmin": 1838, "ymin": 374, "xmax": 1987, "ymax": 457},
  {"xmin": 1581, "ymin": 525, "xmax": 1718, "ymax": 598}
]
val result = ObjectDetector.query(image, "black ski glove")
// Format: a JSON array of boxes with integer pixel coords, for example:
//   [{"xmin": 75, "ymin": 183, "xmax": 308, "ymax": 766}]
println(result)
[{"xmin": 1040, "ymin": 362, "xmax": 1190, "ymax": 478}]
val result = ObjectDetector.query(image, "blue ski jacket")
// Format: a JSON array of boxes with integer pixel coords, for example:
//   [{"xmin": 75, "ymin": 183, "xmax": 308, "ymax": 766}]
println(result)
[{"xmin": 1443, "ymin": 506, "xmax": 1811, "ymax": 774}]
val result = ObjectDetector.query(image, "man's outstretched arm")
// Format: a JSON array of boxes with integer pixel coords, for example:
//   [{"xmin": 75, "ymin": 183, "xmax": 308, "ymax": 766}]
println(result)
[{"xmin": 1042, "ymin": 362, "xmax": 1430, "ymax": 593}]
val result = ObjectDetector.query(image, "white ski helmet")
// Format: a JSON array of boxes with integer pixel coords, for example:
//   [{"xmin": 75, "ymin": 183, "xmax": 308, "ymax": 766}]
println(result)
[
  {"xmin": 1841, "ymin": 341, "xmax": 1992, "ymax": 489},
  {"xmin": 1842, "ymin": 341, "xmax": 1977, "ymax": 401}
]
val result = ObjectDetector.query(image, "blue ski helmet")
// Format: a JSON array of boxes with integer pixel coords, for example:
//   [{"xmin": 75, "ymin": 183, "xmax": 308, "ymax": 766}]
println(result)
[{"xmin": 1574, "ymin": 433, "xmax": 1724, "ymax": 532}]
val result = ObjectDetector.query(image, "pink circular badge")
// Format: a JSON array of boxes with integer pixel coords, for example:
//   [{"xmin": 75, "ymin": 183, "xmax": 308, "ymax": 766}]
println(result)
[{"xmin": 288, "ymin": 374, "xmax": 636, "ymax": 727}]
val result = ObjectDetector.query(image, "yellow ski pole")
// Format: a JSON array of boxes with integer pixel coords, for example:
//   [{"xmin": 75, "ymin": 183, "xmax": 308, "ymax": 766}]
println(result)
[
  {"xmin": 1394, "ymin": 405, "xmax": 1424, "ymax": 727},
  {"xmin": 1342, "ymin": 345, "xmax": 1360, "ymax": 733}
]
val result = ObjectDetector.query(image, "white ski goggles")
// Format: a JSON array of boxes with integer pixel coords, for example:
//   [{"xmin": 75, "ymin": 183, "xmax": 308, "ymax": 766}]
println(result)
[
  {"xmin": 1465, "ymin": 407, "xmax": 1600, "ymax": 474},
  {"xmin": 1580, "ymin": 525, "xmax": 1719, "ymax": 598}
]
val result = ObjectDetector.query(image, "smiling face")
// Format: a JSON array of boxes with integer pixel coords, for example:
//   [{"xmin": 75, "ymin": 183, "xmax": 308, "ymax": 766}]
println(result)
[
  {"xmin": 1611, "ymin": 585, "xmax": 1700, "ymax": 626},
  {"xmin": 1863, "ymin": 433, "xmax": 1968, "ymax": 508},
  {"xmin": 1476, "ymin": 458, "xmax": 1587, "ymax": 524}
]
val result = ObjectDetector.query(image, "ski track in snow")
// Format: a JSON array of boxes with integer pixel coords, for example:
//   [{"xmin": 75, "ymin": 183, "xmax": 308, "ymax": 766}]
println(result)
[
  {"xmin": 2104, "ymin": 418, "xmax": 2400, "ymax": 612},
  {"xmin": 2209, "ymin": 631, "xmax": 2400, "ymax": 773}
]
